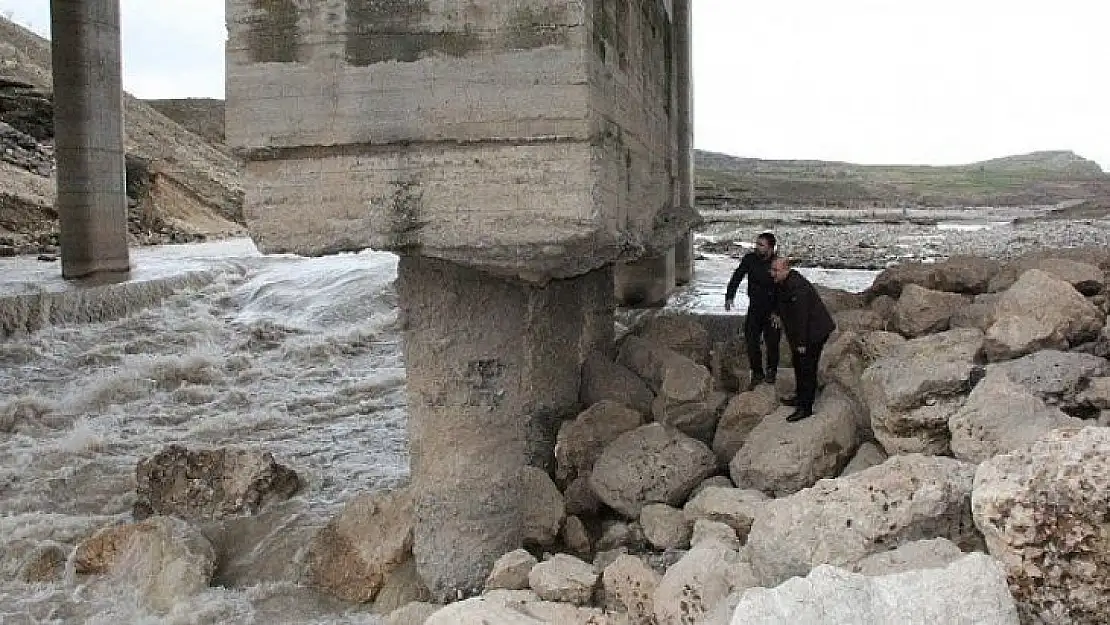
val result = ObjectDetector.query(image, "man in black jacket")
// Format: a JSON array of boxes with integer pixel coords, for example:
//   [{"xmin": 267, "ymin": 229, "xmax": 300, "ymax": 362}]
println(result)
[
  {"xmin": 724, "ymin": 232, "xmax": 780, "ymax": 391},
  {"xmin": 770, "ymin": 257, "xmax": 836, "ymax": 422}
]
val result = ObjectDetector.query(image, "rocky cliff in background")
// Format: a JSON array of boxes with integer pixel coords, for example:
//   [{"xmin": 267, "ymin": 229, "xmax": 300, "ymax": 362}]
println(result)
[{"xmin": 0, "ymin": 16, "xmax": 245, "ymax": 256}]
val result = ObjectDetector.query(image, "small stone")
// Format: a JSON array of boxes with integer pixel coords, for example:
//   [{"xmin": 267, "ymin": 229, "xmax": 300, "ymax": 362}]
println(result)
[
  {"xmin": 640, "ymin": 504, "xmax": 691, "ymax": 550},
  {"xmin": 562, "ymin": 515, "xmax": 591, "ymax": 558},
  {"xmin": 485, "ymin": 549, "xmax": 537, "ymax": 591},
  {"xmin": 528, "ymin": 554, "xmax": 598, "ymax": 606}
]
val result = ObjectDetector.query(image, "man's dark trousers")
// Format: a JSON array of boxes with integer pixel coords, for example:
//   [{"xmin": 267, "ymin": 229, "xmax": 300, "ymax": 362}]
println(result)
[
  {"xmin": 792, "ymin": 338, "xmax": 827, "ymax": 411},
  {"xmin": 745, "ymin": 305, "xmax": 780, "ymax": 378}
]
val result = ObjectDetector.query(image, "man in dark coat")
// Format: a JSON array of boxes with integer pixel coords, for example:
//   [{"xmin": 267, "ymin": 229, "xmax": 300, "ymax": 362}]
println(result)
[
  {"xmin": 724, "ymin": 232, "xmax": 781, "ymax": 391},
  {"xmin": 770, "ymin": 257, "xmax": 836, "ymax": 422}
]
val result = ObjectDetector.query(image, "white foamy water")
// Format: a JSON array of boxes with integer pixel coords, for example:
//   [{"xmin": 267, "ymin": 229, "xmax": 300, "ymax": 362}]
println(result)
[{"xmin": 0, "ymin": 239, "xmax": 876, "ymax": 623}]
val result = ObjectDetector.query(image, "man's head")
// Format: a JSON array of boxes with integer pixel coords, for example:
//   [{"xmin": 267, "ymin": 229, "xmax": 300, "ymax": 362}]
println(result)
[
  {"xmin": 770, "ymin": 257, "xmax": 791, "ymax": 283},
  {"xmin": 755, "ymin": 232, "xmax": 776, "ymax": 259}
]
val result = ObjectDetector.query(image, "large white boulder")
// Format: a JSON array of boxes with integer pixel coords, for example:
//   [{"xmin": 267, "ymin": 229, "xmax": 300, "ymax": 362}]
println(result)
[
  {"xmin": 892, "ymin": 284, "xmax": 970, "ymax": 338},
  {"xmin": 746, "ymin": 454, "xmax": 980, "ymax": 586},
  {"xmin": 556, "ymin": 400, "xmax": 644, "ymax": 482},
  {"xmin": 727, "ymin": 553, "xmax": 1018, "ymax": 625},
  {"xmin": 729, "ymin": 386, "xmax": 860, "ymax": 496},
  {"xmin": 654, "ymin": 540, "xmax": 757, "ymax": 625},
  {"xmin": 972, "ymin": 427, "xmax": 1110, "ymax": 625},
  {"xmin": 984, "ymin": 269, "xmax": 1104, "ymax": 361},
  {"xmin": 948, "ymin": 369, "xmax": 1082, "ymax": 463},
  {"xmin": 589, "ymin": 424, "xmax": 717, "ymax": 519},
  {"xmin": 861, "ymin": 328, "xmax": 983, "ymax": 454}
]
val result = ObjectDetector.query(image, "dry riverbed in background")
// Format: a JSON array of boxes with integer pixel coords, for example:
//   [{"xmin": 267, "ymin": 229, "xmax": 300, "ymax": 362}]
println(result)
[{"xmin": 696, "ymin": 205, "xmax": 1110, "ymax": 269}]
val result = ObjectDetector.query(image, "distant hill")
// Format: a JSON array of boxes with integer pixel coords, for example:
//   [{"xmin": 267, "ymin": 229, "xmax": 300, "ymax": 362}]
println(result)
[{"xmin": 696, "ymin": 150, "xmax": 1110, "ymax": 209}]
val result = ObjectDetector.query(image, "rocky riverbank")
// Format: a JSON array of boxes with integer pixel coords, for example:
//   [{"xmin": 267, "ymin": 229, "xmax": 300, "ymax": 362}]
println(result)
[
  {"xmin": 8, "ymin": 247, "xmax": 1106, "ymax": 625},
  {"xmin": 696, "ymin": 208, "xmax": 1110, "ymax": 269}
]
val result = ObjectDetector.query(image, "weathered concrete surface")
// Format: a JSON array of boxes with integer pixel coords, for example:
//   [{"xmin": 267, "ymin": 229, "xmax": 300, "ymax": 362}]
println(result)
[
  {"xmin": 49, "ymin": 0, "xmax": 130, "ymax": 279},
  {"xmin": 400, "ymin": 256, "xmax": 613, "ymax": 600},
  {"xmin": 227, "ymin": 0, "xmax": 682, "ymax": 279},
  {"xmin": 674, "ymin": 232, "xmax": 695, "ymax": 285},
  {"xmin": 615, "ymin": 248, "xmax": 676, "ymax": 308}
]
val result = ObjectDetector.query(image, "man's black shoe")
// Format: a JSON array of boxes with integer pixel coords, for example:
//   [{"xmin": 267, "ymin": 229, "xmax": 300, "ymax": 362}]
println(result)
[
  {"xmin": 747, "ymin": 374, "xmax": 765, "ymax": 392},
  {"xmin": 786, "ymin": 408, "xmax": 813, "ymax": 422},
  {"xmin": 765, "ymin": 371, "xmax": 777, "ymax": 384}
]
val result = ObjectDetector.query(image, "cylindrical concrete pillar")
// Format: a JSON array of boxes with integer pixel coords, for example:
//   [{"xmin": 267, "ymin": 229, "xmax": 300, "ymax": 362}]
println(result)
[
  {"xmin": 674, "ymin": 230, "xmax": 695, "ymax": 285},
  {"xmin": 50, "ymin": 0, "xmax": 130, "ymax": 281},
  {"xmin": 672, "ymin": 0, "xmax": 696, "ymax": 285},
  {"xmin": 674, "ymin": 0, "xmax": 694, "ymax": 211},
  {"xmin": 399, "ymin": 256, "xmax": 615, "ymax": 600},
  {"xmin": 615, "ymin": 248, "xmax": 677, "ymax": 308}
]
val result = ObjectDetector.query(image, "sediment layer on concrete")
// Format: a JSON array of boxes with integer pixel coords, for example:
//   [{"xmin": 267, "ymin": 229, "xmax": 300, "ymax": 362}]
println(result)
[
  {"xmin": 400, "ymin": 255, "xmax": 614, "ymax": 599},
  {"xmin": 227, "ymin": 0, "xmax": 677, "ymax": 279}
]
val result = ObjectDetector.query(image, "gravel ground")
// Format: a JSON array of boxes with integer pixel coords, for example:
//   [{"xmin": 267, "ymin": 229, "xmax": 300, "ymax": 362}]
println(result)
[{"xmin": 697, "ymin": 213, "xmax": 1110, "ymax": 269}]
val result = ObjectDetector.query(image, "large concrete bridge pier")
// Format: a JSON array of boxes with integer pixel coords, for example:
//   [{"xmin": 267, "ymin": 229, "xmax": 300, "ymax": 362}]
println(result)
[
  {"xmin": 227, "ymin": 0, "xmax": 697, "ymax": 598},
  {"xmin": 49, "ymin": 0, "xmax": 131, "ymax": 281}
]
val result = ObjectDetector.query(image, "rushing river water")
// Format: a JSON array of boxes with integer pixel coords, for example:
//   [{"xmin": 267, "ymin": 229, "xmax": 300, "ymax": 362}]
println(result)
[{"xmin": 0, "ymin": 239, "xmax": 877, "ymax": 624}]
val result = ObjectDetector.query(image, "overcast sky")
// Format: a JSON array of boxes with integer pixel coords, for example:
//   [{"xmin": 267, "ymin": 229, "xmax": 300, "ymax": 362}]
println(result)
[{"xmin": 2, "ymin": 0, "xmax": 1106, "ymax": 169}]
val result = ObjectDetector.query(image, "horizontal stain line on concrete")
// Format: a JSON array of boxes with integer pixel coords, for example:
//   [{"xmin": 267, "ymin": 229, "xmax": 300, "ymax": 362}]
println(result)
[{"xmin": 236, "ymin": 135, "xmax": 587, "ymax": 161}]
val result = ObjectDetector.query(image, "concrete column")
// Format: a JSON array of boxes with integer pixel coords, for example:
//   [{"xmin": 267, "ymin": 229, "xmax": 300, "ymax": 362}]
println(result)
[
  {"xmin": 615, "ymin": 248, "xmax": 677, "ymax": 308},
  {"xmin": 673, "ymin": 0, "xmax": 696, "ymax": 286},
  {"xmin": 674, "ymin": 0, "xmax": 694, "ymax": 212},
  {"xmin": 50, "ymin": 0, "xmax": 130, "ymax": 281},
  {"xmin": 674, "ymin": 230, "xmax": 695, "ymax": 285},
  {"xmin": 399, "ymin": 256, "xmax": 614, "ymax": 600}
]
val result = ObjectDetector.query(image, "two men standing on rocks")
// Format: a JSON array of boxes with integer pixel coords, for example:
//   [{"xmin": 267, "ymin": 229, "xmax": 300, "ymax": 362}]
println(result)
[{"xmin": 725, "ymin": 234, "xmax": 836, "ymax": 422}]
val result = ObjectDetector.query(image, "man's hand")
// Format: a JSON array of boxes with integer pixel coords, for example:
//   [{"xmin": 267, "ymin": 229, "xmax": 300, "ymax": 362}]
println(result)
[
  {"xmin": 770, "ymin": 314, "xmax": 782, "ymax": 329},
  {"xmin": 796, "ymin": 344, "xmax": 807, "ymax": 355},
  {"xmin": 724, "ymin": 299, "xmax": 733, "ymax": 312}
]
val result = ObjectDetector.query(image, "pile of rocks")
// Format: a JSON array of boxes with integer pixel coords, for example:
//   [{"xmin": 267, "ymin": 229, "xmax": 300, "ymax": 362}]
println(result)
[
  {"xmin": 14, "ymin": 249, "xmax": 1109, "ymax": 624},
  {"xmin": 381, "ymin": 247, "xmax": 1107, "ymax": 624},
  {"xmin": 8, "ymin": 445, "xmax": 307, "ymax": 609}
]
